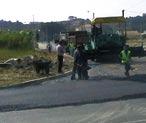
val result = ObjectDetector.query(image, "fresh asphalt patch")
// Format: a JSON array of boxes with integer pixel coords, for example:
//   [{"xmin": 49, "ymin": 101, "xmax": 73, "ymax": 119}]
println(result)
[
  {"xmin": 0, "ymin": 57, "xmax": 146, "ymax": 112},
  {"xmin": 1, "ymin": 90, "xmax": 146, "ymax": 112}
]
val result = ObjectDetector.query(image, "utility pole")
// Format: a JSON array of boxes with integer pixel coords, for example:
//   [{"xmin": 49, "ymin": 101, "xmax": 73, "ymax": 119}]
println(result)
[
  {"xmin": 87, "ymin": 10, "xmax": 95, "ymax": 20},
  {"xmin": 122, "ymin": 10, "xmax": 127, "ymax": 38},
  {"xmin": 122, "ymin": 10, "xmax": 125, "ymax": 17},
  {"xmin": 141, "ymin": 17, "xmax": 144, "ymax": 33},
  {"xmin": 93, "ymin": 12, "xmax": 95, "ymax": 19},
  {"xmin": 32, "ymin": 15, "xmax": 36, "ymax": 49}
]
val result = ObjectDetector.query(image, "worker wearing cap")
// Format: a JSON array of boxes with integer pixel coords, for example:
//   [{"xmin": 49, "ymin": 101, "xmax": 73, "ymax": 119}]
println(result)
[{"xmin": 119, "ymin": 45, "xmax": 132, "ymax": 77}]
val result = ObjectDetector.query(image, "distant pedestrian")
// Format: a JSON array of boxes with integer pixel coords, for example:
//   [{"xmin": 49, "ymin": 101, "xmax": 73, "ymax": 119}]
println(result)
[
  {"xmin": 119, "ymin": 45, "xmax": 132, "ymax": 77},
  {"xmin": 47, "ymin": 43, "xmax": 51, "ymax": 53},
  {"xmin": 56, "ymin": 40, "xmax": 65, "ymax": 73}
]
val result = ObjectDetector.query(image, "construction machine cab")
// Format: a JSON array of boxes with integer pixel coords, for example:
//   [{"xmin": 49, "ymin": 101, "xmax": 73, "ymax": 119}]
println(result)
[{"xmin": 88, "ymin": 16, "xmax": 126, "ymax": 52}]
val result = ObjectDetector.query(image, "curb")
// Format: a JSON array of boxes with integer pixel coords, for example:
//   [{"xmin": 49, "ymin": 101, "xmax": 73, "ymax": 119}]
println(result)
[
  {"xmin": 0, "ymin": 50, "xmax": 73, "ymax": 90},
  {"xmin": 0, "ymin": 70, "xmax": 72, "ymax": 90}
]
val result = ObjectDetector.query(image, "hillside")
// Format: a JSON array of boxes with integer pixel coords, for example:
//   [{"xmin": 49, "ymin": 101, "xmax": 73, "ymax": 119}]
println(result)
[{"xmin": 0, "ymin": 14, "xmax": 146, "ymax": 41}]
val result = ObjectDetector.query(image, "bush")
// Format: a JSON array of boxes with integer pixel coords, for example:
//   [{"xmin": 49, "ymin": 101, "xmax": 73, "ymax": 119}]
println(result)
[{"xmin": 0, "ymin": 30, "xmax": 33, "ymax": 49}]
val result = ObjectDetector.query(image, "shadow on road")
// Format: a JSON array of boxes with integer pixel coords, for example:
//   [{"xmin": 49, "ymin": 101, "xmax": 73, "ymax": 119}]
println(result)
[
  {"xmin": 129, "ymin": 74, "xmax": 146, "ymax": 83},
  {"xmin": 89, "ymin": 74, "xmax": 146, "ymax": 83}
]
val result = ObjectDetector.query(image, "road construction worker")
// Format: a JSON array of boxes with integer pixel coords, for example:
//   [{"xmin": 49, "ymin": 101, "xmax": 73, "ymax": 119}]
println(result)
[
  {"xmin": 69, "ymin": 42, "xmax": 75, "ymax": 56},
  {"xmin": 74, "ymin": 45, "xmax": 89, "ymax": 80},
  {"xmin": 119, "ymin": 45, "xmax": 132, "ymax": 77},
  {"xmin": 91, "ymin": 24, "xmax": 102, "ymax": 42},
  {"xmin": 56, "ymin": 40, "xmax": 65, "ymax": 73},
  {"xmin": 91, "ymin": 25, "xmax": 98, "ymax": 42},
  {"xmin": 71, "ymin": 48, "xmax": 78, "ymax": 80},
  {"xmin": 47, "ymin": 43, "xmax": 52, "ymax": 53}
]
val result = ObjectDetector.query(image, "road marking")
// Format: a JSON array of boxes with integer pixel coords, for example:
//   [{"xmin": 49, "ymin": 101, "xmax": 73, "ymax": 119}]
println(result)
[
  {"xmin": 76, "ymin": 113, "xmax": 97, "ymax": 123},
  {"xmin": 76, "ymin": 111, "xmax": 114, "ymax": 123}
]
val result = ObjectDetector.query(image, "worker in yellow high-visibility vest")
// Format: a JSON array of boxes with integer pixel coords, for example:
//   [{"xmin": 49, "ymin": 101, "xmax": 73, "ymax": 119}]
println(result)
[
  {"xmin": 69, "ymin": 42, "xmax": 75, "ymax": 56},
  {"xmin": 119, "ymin": 45, "xmax": 132, "ymax": 77}
]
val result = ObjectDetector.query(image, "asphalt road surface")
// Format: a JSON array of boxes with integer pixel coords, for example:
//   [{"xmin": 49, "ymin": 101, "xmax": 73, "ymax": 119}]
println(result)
[
  {"xmin": 1, "ymin": 42, "xmax": 144, "ymax": 123},
  {"xmin": 1, "ymin": 98, "xmax": 146, "ymax": 123},
  {"xmin": 0, "ymin": 57, "xmax": 146, "ymax": 112}
]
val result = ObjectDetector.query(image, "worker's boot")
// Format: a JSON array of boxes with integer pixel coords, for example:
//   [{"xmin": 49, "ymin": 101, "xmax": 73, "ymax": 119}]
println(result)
[
  {"xmin": 71, "ymin": 74, "xmax": 75, "ymax": 80},
  {"xmin": 125, "ymin": 71, "xmax": 130, "ymax": 78}
]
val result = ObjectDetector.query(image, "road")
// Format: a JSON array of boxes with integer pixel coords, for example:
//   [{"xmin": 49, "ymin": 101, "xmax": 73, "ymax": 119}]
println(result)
[
  {"xmin": 1, "ymin": 40, "xmax": 145, "ymax": 123},
  {"xmin": 1, "ymin": 98, "xmax": 146, "ymax": 123},
  {"xmin": 0, "ymin": 57, "xmax": 146, "ymax": 112},
  {"xmin": 37, "ymin": 41, "xmax": 57, "ymax": 51}
]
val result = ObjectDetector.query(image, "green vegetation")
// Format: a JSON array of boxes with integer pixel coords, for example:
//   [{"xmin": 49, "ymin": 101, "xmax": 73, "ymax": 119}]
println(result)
[
  {"xmin": 0, "ymin": 30, "xmax": 33, "ymax": 49},
  {"xmin": 0, "ymin": 48, "xmax": 35, "ymax": 62},
  {"xmin": 0, "ymin": 30, "xmax": 34, "ymax": 62},
  {"xmin": 0, "ymin": 25, "xmax": 74, "ymax": 88}
]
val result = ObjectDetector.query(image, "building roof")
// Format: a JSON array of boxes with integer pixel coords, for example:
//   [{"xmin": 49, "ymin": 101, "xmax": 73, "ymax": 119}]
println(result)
[{"xmin": 91, "ymin": 16, "xmax": 125, "ymax": 25}]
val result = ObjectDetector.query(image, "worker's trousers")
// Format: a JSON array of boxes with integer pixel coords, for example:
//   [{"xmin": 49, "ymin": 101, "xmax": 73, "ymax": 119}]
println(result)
[
  {"xmin": 58, "ymin": 55, "xmax": 63, "ymax": 73},
  {"xmin": 124, "ymin": 62, "xmax": 131, "ymax": 73}
]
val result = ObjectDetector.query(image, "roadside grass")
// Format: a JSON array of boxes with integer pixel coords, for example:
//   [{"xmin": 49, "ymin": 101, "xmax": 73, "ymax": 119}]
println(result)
[
  {"xmin": 126, "ymin": 32, "xmax": 143, "ymax": 47},
  {"xmin": 126, "ymin": 39, "xmax": 143, "ymax": 47},
  {"xmin": 0, "ymin": 68, "xmax": 40, "ymax": 87},
  {"xmin": 0, "ymin": 49, "xmax": 73, "ymax": 88},
  {"xmin": 0, "ymin": 48, "xmax": 35, "ymax": 63},
  {"xmin": 126, "ymin": 31, "xmax": 141, "ymax": 40}
]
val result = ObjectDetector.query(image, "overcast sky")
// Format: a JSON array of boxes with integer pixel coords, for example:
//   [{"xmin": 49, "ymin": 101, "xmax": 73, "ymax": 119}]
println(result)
[{"xmin": 0, "ymin": 0, "xmax": 146, "ymax": 23}]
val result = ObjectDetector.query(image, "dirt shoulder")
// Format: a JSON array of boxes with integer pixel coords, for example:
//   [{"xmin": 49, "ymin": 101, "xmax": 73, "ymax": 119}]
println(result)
[{"xmin": 0, "ymin": 52, "xmax": 73, "ymax": 87}]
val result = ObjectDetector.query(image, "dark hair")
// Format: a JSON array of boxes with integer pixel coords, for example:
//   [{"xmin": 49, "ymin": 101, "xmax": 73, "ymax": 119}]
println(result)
[
  {"xmin": 59, "ymin": 40, "xmax": 63, "ymax": 45},
  {"xmin": 124, "ymin": 45, "xmax": 129, "ymax": 48}
]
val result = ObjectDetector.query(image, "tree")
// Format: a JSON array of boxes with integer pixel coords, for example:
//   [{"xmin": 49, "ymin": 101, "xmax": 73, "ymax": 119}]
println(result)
[{"xmin": 68, "ymin": 16, "xmax": 77, "ymax": 20}]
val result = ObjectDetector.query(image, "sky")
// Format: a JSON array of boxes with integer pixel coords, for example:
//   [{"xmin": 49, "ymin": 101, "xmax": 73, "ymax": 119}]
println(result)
[{"xmin": 0, "ymin": 0, "xmax": 146, "ymax": 23}]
